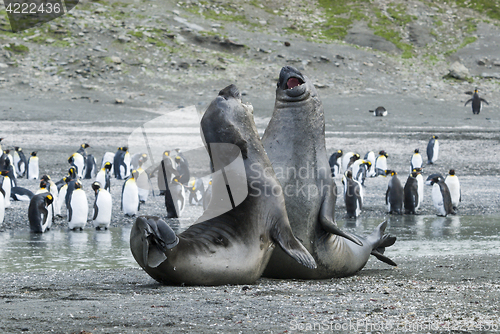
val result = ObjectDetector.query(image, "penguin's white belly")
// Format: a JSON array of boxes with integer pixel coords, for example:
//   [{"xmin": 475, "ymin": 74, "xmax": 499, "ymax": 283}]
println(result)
[
  {"xmin": 122, "ymin": 182, "xmax": 139, "ymax": 215},
  {"xmin": 445, "ymin": 177, "xmax": 460, "ymax": 208},
  {"xmin": 3, "ymin": 178, "xmax": 11, "ymax": 208},
  {"xmin": 416, "ymin": 175, "xmax": 424, "ymax": 210},
  {"xmin": 93, "ymin": 190, "xmax": 112, "ymax": 228},
  {"xmin": 136, "ymin": 173, "xmax": 150, "ymax": 202},
  {"xmin": 411, "ymin": 155, "xmax": 422, "ymax": 169},
  {"xmin": 58, "ymin": 186, "xmax": 67, "ymax": 215},
  {"xmin": 0, "ymin": 193, "xmax": 4, "ymax": 224},
  {"xmin": 432, "ymin": 184, "xmax": 446, "ymax": 216},
  {"xmin": 95, "ymin": 170, "xmax": 106, "ymax": 187},
  {"xmin": 28, "ymin": 161, "xmax": 39, "ymax": 180},
  {"xmin": 68, "ymin": 190, "xmax": 88, "ymax": 229}
]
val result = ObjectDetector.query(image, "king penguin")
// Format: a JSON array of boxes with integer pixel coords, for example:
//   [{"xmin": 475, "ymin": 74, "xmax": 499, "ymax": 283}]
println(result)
[
  {"xmin": 375, "ymin": 151, "xmax": 389, "ymax": 176},
  {"xmin": 187, "ymin": 177, "xmax": 205, "ymax": 206},
  {"xmin": 95, "ymin": 162, "xmax": 112, "ymax": 192},
  {"xmin": 328, "ymin": 150, "xmax": 343, "ymax": 177},
  {"xmin": 121, "ymin": 170, "xmax": 140, "ymax": 216},
  {"xmin": 386, "ymin": 170, "xmax": 403, "ymax": 214},
  {"xmin": 369, "ymin": 106, "xmax": 387, "ymax": 116},
  {"xmin": 364, "ymin": 151, "xmax": 377, "ymax": 178},
  {"xmin": 343, "ymin": 170, "xmax": 363, "ymax": 218},
  {"xmin": 404, "ymin": 171, "xmax": 419, "ymax": 214},
  {"xmin": 68, "ymin": 152, "xmax": 85, "ymax": 179},
  {"xmin": 84, "ymin": 154, "xmax": 97, "ymax": 179},
  {"xmin": 427, "ymin": 136, "xmax": 439, "ymax": 164},
  {"xmin": 410, "ymin": 149, "xmax": 423, "ymax": 171},
  {"xmin": 11, "ymin": 186, "xmax": 34, "ymax": 201},
  {"xmin": 170, "ymin": 177, "xmax": 186, "ymax": 217},
  {"xmin": 430, "ymin": 176, "xmax": 454, "ymax": 217},
  {"xmin": 0, "ymin": 170, "xmax": 12, "ymax": 208},
  {"xmin": 27, "ymin": 152, "xmax": 39, "ymax": 180},
  {"xmin": 13, "ymin": 147, "xmax": 27, "ymax": 178},
  {"xmin": 28, "ymin": 193, "xmax": 54, "ymax": 233},
  {"xmin": 136, "ymin": 154, "xmax": 151, "ymax": 203},
  {"xmin": 445, "ymin": 169, "xmax": 461, "ymax": 211},
  {"xmin": 413, "ymin": 168, "xmax": 424, "ymax": 210},
  {"xmin": 67, "ymin": 180, "xmax": 89, "ymax": 230},
  {"xmin": 92, "ymin": 181, "xmax": 112, "ymax": 230},
  {"xmin": 341, "ymin": 152, "xmax": 356, "ymax": 172},
  {"xmin": 465, "ymin": 88, "xmax": 489, "ymax": 115},
  {"xmin": 175, "ymin": 155, "xmax": 190, "ymax": 185},
  {"xmin": 41, "ymin": 175, "xmax": 60, "ymax": 217},
  {"xmin": 56, "ymin": 177, "xmax": 69, "ymax": 215},
  {"xmin": 101, "ymin": 152, "xmax": 115, "ymax": 176}
]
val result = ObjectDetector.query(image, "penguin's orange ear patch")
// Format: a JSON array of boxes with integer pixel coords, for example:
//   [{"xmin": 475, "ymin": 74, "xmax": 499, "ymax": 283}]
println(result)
[{"xmin": 47, "ymin": 195, "xmax": 53, "ymax": 201}]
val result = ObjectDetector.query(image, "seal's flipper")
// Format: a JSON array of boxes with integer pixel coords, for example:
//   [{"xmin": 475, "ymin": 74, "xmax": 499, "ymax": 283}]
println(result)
[
  {"xmin": 369, "ymin": 221, "xmax": 397, "ymax": 266},
  {"xmin": 133, "ymin": 216, "xmax": 179, "ymax": 268},
  {"xmin": 319, "ymin": 189, "xmax": 363, "ymax": 246},
  {"xmin": 370, "ymin": 250, "xmax": 397, "ymax": 266},
  {"xmin": 271, "ymin": 218, "xmax": 317, "ymax": 269}
]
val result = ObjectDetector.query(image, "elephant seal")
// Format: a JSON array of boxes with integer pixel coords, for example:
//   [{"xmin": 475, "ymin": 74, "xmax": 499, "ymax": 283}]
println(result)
[
  {"xmin": 130, "ymin": 84, "xmax": 316, "ymax": 285},
  {"xmin": 262, "ymin": 66, "xmax": 396, "ymax": 279}
]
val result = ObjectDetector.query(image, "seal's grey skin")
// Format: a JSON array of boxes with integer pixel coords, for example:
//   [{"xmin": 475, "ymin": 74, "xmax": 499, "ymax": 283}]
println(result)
[
  {"xmin": 130, "ymin": 84, "xmax": 316, "ymax": 285},
  {"xmin": 262, "ymin": 66, "xmax": 396, "ymax": 279}
]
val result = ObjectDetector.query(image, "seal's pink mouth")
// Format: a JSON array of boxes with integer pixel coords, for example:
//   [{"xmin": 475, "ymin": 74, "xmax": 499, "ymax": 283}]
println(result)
[{"xmin": 286, "ymin": 77, "xmax": 303, "ymax": 89}]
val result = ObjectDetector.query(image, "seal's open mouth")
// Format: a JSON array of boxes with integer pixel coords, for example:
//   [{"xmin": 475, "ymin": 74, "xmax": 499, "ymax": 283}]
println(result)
[{"xmin": 286, "ymin": 77, "xmax": 304, "ymax": 90}]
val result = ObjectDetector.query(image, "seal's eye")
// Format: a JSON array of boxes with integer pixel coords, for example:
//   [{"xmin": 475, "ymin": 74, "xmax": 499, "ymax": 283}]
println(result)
[{"xmin": 286, "ymin": 77, "xmax": 304, "ymax": 89}]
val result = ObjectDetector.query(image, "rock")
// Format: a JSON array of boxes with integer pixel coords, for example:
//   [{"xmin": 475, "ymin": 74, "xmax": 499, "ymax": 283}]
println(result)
[
  {"xmin": 179, "ymin": 62, "xmax": 190, "ymax": 69},
  {"xmin": 314, "ymin": 82, "xmax": 328, "ymax": 89},
  {"xmin": 345, "ymin": 21, "xmax": 398, "ymax": 53},
  {"xmin": 94, "ymin": 7, "xmax": 107, "ymax": 14},
  {"xmin": 45, "ymin": 38, "xmax": 55, "ymax": 44},
  {"xmin": 93, "ymin": 46, "xmax": 107, "ymax": 52},
  {"xmin": 0, "ymin": 63, "xmax": 8, "ymax": 68},
  {"xmin": 493, "ymin": 60, "xmax": 500, "ymax": 67},
  {"xmin": 115, "ymin": 98, "xmax": 124, "ymax": 104},
  {"xmin": 259, "ymin": 20, "xmax": 267, "ymax": 25},
  {"xmin": 448, "ymin": 61, "xmax": 470, "ymax": 80},
  {"xmin": 284, "ymin": 41, "xmax": 291, "ymax": 47},
  {"xmin": 172, "ymin": 10, "xmax": 180, "ymax": 16},
  {"xmin": 408, "ymin": 22, "xmax": 434, "ymax": 47},
  {"xmin": 320, "ymin": 56, "xmax": 330, "ymax": 62},
  {"xmin": 117, "ymin": 35, "xmax": 130, "ymax": 43},
  {"xmin": 110, "ymin": 56, "xmax": 122, "ymax": 64},
  {"xmin": 477, "ymin": 58, "xmax": 487, "ymax": 66},
  {"xmin": 481, "ymin": 72, "xmax": 500, "ymax": 79}
]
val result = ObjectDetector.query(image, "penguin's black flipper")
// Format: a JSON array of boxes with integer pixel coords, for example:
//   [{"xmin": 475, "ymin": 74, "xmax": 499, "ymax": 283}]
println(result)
[
  {"xmin": 464, "ymin": 98, "xmax": 473, "ymax": 106},
  {"xmin": 480, "ymin": 98, "xmax": 489, "ymax": 105},
  {"xmin": 93, "ymin": 198, "xmax": 99, "ymax": 221}
]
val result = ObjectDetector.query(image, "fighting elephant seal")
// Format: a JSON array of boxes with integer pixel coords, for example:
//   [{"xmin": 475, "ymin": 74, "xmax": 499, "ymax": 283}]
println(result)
[
  {"xmin": 262, "ymin": 66, "xmax": 396, "ymax": 279},
  {"xmin": 130, "ymin": 84, "xmax": 316, "ymax": 285}
]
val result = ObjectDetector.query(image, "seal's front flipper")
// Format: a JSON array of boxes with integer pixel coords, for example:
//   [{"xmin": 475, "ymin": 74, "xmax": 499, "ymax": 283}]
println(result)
[
  {"xmin": 131, "ymin": 216, "xmax": 179, "ymax": 268},
  {"xmin": 319, "ymin": 187, "xmax": 363, "ymax": 246},
  {"xmin": 271, "ymin": 217, "xmax": 317, "ymax": 269},
  {"xmin": 369, "ymin": 221, "xmax": 397, "ymax": 266}
]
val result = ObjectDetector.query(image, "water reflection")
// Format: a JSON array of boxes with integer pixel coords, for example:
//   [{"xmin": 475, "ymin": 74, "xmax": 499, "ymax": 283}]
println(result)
[{"xmin": 0, "ymin": 215, "xmax": 499, "ymax": 272}]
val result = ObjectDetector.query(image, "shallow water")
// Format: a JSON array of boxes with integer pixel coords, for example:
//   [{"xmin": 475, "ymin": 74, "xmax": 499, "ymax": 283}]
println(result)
[{"xmin": 0, "ymin": 215, "xmax": 499, "ymax": 273}]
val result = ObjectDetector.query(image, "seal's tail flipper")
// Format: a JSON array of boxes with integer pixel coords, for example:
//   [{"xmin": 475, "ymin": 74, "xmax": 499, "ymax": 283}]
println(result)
[
  {"xmin": 369, "ymin": 221, "xmax": 397, "ymax": 267},
  {"xmin": 271, "ymin": 218, "xmax": 317, "ymax": 269},
  {"xmin": 130, "ymin": 216, "xmax": 179, "ymax": 269}
]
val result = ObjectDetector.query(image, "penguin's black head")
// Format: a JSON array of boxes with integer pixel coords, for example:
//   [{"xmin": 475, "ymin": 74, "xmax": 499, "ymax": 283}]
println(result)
[
  {"xmin": 474, "ymin": 88, "xmax": 478, "ymax": 93},
  {"xmin": 411, "ymin": 171, "xmax": 419, "ymax": 178},
  {"xmin": 346, "ymin": 170, "xmax": 353, "ymax": 179},
  {"xmin": 163, "ymin": 150, "xmax": 170, "ymax": 157},
  {"xmin": 386, "ymin": 170, "xmax": 396, "ymax": 176},
  {"xmin": 74, "ymin": 181, "xmax": 82, "ymax": 190},
  {"xmin": 92, "ymin": 181, "xmax": 101, "ymax": 193},
  {"xmin": 44, "ymin": 194, "xmax": 54, "ymax": 207},
  {"xmin": 68, "ymin": 166, "xmax": 77, "ymax": 176},
  {"xmin": 449, "ymin": 169, "xmax": 455, "ymax": 176},
  {"xmin": 379, "ymin": 150, "xmax": 388, "ymax": 157},
  {"xmin": 82, "ymin": 143, "xmax": 90, "ymax": 149},
  {"xmin": 338, "ymin": 150, "xmax": 343, "ymax": 155},
  {"xmin": 131, "ymin": 169, "xmax": 139, "ymax": 179},
  {"xmin": 41, "ymin": 175, "xmax": 50, "ymax": 182},
  {"xmin": 31, "ymin": 152, "xmax": 37, "ymax": 157},
  {"xmin": 39, "ymin": 180, "xmax": 48, "ymax": 189},
  {"xmin": 414, "ymin": 148, "xmax": 419, "ymax": 153},
  {"xmin": 15, "ymin": 147, "xmax": 21, "ymax": 151},
  {"xmin": 104, "ymin": 162, "xmax": 112, "ymax": 170},
  {"xmin": 122, "ymin": 146, "xmax": 129, "ymax": 152},
  {"xmin": 430, "ymin": 176, "xmax": 440, "ymax": 185},
  {"xmin": 4, "ymin": 149, "xmax": 9, "ymax": 154},
  {"xmin": 432, "ymin": 135, "xmax": 438, "ymax": 140}
]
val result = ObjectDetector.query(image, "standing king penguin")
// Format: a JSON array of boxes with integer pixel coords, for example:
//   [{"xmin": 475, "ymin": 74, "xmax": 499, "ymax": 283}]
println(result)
[
  {"xmin": 13, "ymin": 147, "xmax": 27, "ymax": 178},
  {"xmin": 410, "ymin": 149, "xmax": 423, "ymax": 171},
  {"xmin": 92, "ymin": 181, "xmax": 112, "ymax": 230},
  {"xmin": 404, "ymin": 171, "xmax": 419, "ymax": 214},
  {"xmin": 95, "ymin": 162, "xmax": 112, "ymax": 192},
  {"xmin": 343, "ymin": 170, "xmax": 363, "ymax": 218},
  {"xmin": 386, "ymin": 170, "xmax": 404, "ymax": 214},
  {"xmin": 427, "ymin": 136, "xmax": 439, "ymax": 164},
  {"xmin": 465, "ymin": 88, "xmax": 489, "ymax": 114},
  {"xmin": 328, "ymin": 150, "xmax": 343, "ymax": 177},
  {"xmin": 445, "ymin": 169, "xmax": 461, "ymax": 211},
  {"xmin": 375, "ymin": 151, "xmax": 389, "ymax": 176},
  {"xmin": 28, "ymin": 193, "xmax": 54, "ymax": 233},
  {"xmin": 27, "ymin": 152, "xmax": 39, "ymax": 180},
  {"xmin": 121, "ymin": 170, "xmax": 140, "ymax": 216},
  {"xmin": 431, "ymin": 176, "xmax": 454, "ymax": 217},
  {"xmin": 67, "ymin": 180, "xmax": 89, "ymax": 230}
]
